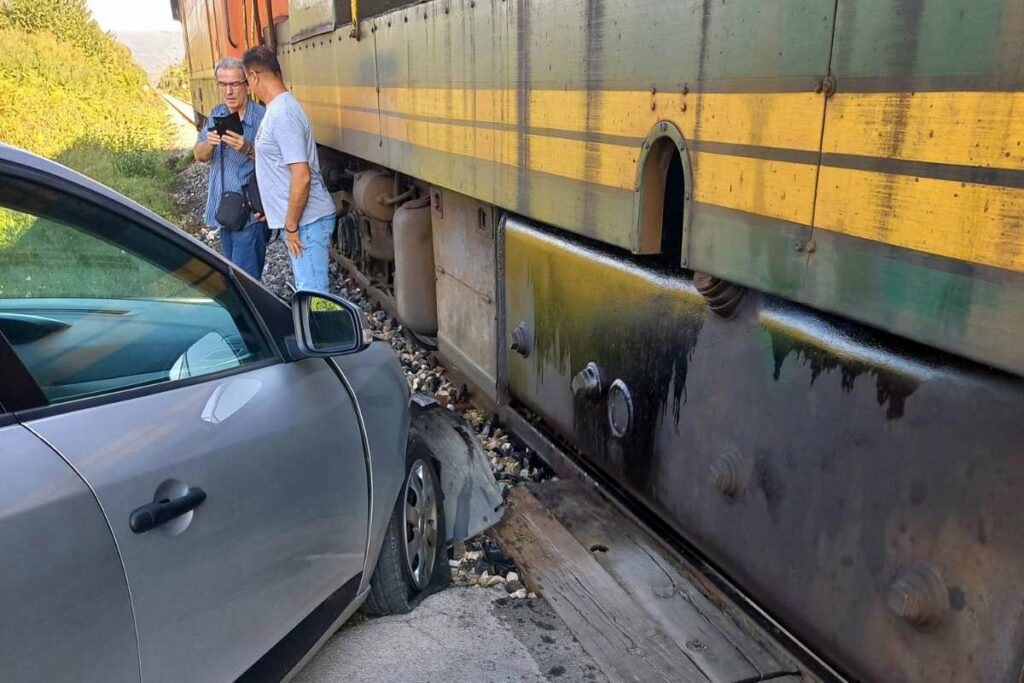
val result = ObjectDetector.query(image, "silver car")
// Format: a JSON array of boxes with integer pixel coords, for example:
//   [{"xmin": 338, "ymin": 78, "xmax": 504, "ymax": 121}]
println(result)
[{"xmin": 0, "ymin": 144, "xmax": 502, "ymax": 682}]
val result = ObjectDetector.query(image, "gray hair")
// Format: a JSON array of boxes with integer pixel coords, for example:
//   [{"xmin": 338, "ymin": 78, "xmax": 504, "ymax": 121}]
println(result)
[{"xmin": 214, "ymin": 57, "xmax": 246, "ymax": 78}]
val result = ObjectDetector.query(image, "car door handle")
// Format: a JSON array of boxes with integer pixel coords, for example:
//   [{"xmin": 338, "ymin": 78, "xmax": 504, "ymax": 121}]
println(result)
[{"xmin": 129, "ymin": 487, "xmax": 207, "ymax": 534}]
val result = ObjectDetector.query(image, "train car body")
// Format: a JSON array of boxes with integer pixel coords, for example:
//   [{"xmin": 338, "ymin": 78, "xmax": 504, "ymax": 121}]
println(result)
[{"xmin": 175, "ymin": 1, "xmax": 1024, "ymax": 680}]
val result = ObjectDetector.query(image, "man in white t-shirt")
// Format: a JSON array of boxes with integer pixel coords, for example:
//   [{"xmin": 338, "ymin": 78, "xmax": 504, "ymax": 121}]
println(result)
[{"xmin": 243, "ymin": 46, "xmax": 336, "ymax": 294}]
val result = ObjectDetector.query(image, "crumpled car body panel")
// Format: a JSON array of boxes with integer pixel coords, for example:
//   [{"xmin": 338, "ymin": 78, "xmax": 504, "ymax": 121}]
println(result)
[{"xmin": 409, "ymin": 396, "xmax": 504, "ymax": 541}]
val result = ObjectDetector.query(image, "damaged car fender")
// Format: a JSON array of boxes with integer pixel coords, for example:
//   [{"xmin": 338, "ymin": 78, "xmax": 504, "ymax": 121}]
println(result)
[
  {"xmin": 331, "ymin": 346, "xmax": 502, "ymax": 596},
  {"xmin": 409, "ymin": 396, "xmax": 504, "ymax": 541}
]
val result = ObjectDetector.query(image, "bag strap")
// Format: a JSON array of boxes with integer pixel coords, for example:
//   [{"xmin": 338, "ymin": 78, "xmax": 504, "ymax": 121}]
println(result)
[{"xmin": 219, "ymin": 142, "xmax": 225, "ymax": 189}]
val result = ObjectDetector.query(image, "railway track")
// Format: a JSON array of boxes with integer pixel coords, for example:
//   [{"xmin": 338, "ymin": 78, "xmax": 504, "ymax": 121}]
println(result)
[{"xmin": 160, "ymin": 92, "xmax": 196, "ymax": 128}]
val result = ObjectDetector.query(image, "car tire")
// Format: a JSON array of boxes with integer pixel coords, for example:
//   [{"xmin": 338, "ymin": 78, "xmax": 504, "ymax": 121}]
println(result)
[{"xmin": 363, "ymin": 450, "xmax": 449, "ymax": 616}]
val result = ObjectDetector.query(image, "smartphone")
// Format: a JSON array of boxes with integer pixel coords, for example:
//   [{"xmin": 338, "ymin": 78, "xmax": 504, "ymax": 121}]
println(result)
[{"xmin": 212, "ymin": 112, "xmax": 243, "ymax": 137}]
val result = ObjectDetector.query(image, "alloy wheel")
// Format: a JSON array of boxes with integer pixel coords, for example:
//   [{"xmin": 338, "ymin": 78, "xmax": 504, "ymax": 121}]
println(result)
[{"xmin": 402, "ymin": 459, "xmax": 439, "ymax": 590}]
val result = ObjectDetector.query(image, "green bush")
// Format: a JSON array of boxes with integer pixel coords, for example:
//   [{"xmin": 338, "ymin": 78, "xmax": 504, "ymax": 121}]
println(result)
[
  {"xmin": 158, "ymin": 59, "xmax": 191, "ymax": 103},
  {"xmin": 113, "ymin": 148, "xmax": 165, "ymax": 176},
  {"xmin": 0, "ymin": 29, "xmax": 169, "ymax": 157},
  {"xmin": 0, "ymin": 0, "xmax": 181, "ymax": 219}
]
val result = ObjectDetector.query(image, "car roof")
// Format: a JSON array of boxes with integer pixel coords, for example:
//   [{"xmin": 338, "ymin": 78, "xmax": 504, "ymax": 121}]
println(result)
[{"xmin": 0, "ymin": 142, "xmax": 177, "ymax": 232}]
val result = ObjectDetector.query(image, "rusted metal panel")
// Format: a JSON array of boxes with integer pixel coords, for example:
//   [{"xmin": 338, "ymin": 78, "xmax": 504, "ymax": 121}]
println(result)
[
  {"xmin": 288, "ymin": 0, "xmax": 339, "ymax": 42},
  {"xmin": 369, "ymin": 0, "xmax": 513, "ymax": 206},
  {"xmin": 505, "ymin": 215, "xmax": 1024, "ymax": 682},
  {"xmin": 431, "ymin": 188, "xmax": 498, "ymax": 400}
]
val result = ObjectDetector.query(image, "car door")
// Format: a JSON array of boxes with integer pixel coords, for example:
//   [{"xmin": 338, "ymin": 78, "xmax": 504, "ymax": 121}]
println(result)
[
  {"xmin": 0, "ymin": 408, "xmax": 140, "ymax": 683},
  {"xmin": 0, "ymin": 169, "xmax": 369, "ymax": 682}
]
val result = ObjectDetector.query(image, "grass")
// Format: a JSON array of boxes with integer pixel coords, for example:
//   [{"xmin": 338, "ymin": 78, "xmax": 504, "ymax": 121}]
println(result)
[{"xmin": 58, "ymin": 142, "xmax": 192, "ymax": 221}]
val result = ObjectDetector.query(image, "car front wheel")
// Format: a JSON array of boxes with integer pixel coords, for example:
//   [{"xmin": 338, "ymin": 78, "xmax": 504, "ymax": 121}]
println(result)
[{"xmin": 363, "ymin": 453, "xmax": 448, "ymax": 615}]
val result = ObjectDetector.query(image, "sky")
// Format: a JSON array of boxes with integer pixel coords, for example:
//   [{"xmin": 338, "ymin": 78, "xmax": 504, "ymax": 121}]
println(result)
[{"xmin": 87, "ymin": 0, "xmax": 179, "ymax": 33}]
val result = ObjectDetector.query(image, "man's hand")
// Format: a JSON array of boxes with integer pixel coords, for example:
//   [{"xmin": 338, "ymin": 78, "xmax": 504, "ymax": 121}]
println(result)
[
  {"xmin": 286, "ymin": 227, "xmax": 305, "ymax": 257},
  {"xmin": 206, "ymin": 131, "xmax": 223, "ymax": 147},
  {"xmin": 222, "ymin": 131, "xmax": 249, "ymax": 155}
]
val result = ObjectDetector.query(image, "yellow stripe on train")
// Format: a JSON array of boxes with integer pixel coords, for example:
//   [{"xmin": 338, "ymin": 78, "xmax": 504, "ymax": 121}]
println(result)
[
  {"xmin": 302, "ymin": 86, "xmax": 1024, "ymax": 272},
  {"xmin": 815, "ymin": 167, "xmax": 1024, "ymax": 273},
  {"xmin": 824, "ymin": 91, "xmax": 1024, "ymax": 171}
]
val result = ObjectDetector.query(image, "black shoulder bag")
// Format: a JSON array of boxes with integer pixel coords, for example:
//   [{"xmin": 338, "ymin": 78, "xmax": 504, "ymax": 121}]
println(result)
[
  {"xmin": 243, "ymin": 172, "xmax": 263, "ymax": 217},
  {"xmin": 214, "ymin": 144, "xmax": 249, "ymax": 231}
]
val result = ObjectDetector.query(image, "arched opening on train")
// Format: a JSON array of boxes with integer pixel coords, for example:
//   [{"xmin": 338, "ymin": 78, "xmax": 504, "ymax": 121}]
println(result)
[
  {"xmin": 637, "ymin": 137, "xmax": 686, "ymax": 264},
  {"xmin": 660, "ymin": 151, "xmax": 685, "ymax": 258}
]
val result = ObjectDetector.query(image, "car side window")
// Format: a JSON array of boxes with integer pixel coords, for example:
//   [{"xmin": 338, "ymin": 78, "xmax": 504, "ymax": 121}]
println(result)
[{"xmin": 0, "ymin": 177, "xmax": 273, "ymax": 404}]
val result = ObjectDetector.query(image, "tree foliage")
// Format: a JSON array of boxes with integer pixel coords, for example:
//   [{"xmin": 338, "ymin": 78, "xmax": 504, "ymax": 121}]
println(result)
[
  {"xmin": 158, "ymin": 59, "xmax": 191, "ymax": 104},
  {"xmin": 0, "ymin": 0, "xmax": 170, "ymax": 158}
]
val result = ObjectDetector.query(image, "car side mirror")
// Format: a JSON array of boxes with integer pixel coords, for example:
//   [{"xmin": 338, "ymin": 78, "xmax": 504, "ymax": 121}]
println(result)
[{"xmin": 291, "ymin": 290, "xmax": 372, "ymax": 357}]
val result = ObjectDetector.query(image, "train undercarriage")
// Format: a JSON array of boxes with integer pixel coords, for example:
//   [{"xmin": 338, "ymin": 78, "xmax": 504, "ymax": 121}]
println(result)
[{"xmin": 314, "ymin": 145, "xmax": 1024, "ymax": 683}]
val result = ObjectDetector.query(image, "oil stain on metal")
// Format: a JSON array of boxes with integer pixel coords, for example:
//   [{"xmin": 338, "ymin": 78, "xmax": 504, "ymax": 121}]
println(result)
[
  {"xmin": 518, "ymin": 229, "xmax": 706, "ymax": 492},
  {"xmin": 765, "ymin": 323, "xmax": 920, "ymax": 420}
]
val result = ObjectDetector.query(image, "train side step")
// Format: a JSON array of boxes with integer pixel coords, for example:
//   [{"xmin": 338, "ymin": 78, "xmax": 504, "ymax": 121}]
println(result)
[{"xmin": 492, "ymin": 482, "xmax": 806, "ymax": 683}]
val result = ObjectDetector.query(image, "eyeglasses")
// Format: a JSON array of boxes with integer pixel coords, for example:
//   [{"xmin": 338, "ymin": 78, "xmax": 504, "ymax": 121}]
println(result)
[{"xmin": 217, "ymin": 80, "xmax": 248, "ymax": 90}]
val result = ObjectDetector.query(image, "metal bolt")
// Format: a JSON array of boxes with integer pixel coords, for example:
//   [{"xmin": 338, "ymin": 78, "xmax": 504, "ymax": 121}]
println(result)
[
  {"xmin": 822, "ymin": 75, "xmax": 837, "ymax": 97},
  {"xmin": 650, "ymin": 85, "xmax": 657, "ymax": 95},
  {"xmin": 709, "ymin": 447, "xmax": 747, "ymax": 497},
  {"xmin": 886, "ymin": 562, "xmax": 950, "ymax": 630},
  {"xmin": 571, "ymin": 362, "xmax": 604, "ymax": 399},
  {"xmin": 607, "ymin": 380, "xmax": 634, "ymax": 439},
  {"xmin": 682, "ymin": 84, "xmax": 689, "ymax": 95},
  {"xmin": 813, "ymin": 79, "xmax": 824, "ymax": 94},
  {"xmin": 650, "ymin": 101, "xmax": 656, "ymax": 111},
  {"xmin": 681, "ymin": 103, "xmax": 688, "ymax": 112},
  {"xmin": 510, "ymin": 322, "xmax": 531, "ymax": 358}
]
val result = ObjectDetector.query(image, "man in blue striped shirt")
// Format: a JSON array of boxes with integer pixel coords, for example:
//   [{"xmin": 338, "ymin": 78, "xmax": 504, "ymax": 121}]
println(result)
[{"xmin": 194, "ymin": 57, "xmax": 267, "ymax": 279}]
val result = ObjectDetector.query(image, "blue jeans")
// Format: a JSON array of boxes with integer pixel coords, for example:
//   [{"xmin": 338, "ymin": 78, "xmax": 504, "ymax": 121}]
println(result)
[
  {"xmin": 287, "ymin": 213, "xmax": 335, "ymax": 294},
  {"xmin": 220, "ymin": 219, "xmax": 266, "ymax": 280}
]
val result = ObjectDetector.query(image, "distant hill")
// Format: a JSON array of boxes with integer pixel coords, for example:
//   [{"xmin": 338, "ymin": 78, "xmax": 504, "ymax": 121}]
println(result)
[{"xmin": 115, "ymin": 30, "xmax": 184, "ymax": 84}]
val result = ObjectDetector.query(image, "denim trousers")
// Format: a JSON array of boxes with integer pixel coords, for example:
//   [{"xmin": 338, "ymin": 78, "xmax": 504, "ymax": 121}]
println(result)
[
  {"xmin": 219, "ymin": 218, "xmax": 267, "ymax": 280},
  {"xmin": 287, "ymin": 213, "xmax": 336, "ymax": 294}
]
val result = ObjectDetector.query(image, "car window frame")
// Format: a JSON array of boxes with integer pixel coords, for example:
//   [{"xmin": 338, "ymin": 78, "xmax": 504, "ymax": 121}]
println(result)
[{"xmin": 0, "ymin": 159, "xmax": 285, "ymax": 420}]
